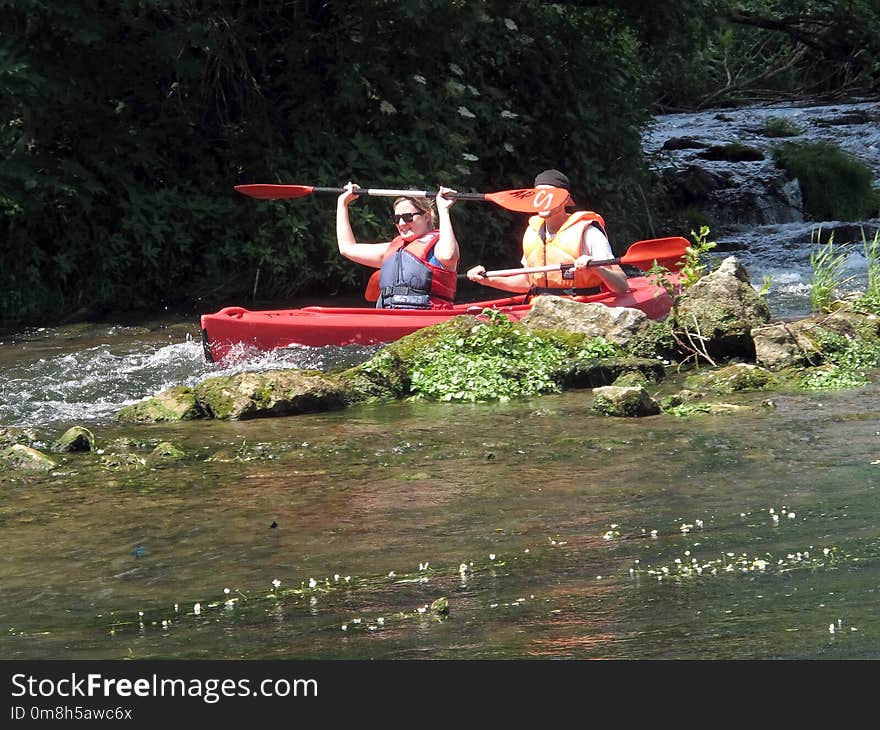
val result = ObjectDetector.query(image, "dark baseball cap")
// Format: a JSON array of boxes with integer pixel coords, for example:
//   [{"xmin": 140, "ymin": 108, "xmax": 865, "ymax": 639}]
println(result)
[{"xmin": 534, "ymin": 169, "xmax": 570, "ymax": 190}]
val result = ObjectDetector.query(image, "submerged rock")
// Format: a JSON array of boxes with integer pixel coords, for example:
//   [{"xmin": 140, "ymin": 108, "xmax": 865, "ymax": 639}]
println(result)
[
  {"xmin": 147, "ymin": 442, "xmax": 186, "ymax": 463},
  {"xmin": 0, "ymin": 427, "xmax": 41, "ymax": 449},
  {"xmin": 685, "ymin": 363, "xmax": 776, "ymax": 393},
  {"xmin": 1, "ymin": 444, "xmax": 57, "ymax": 472}
]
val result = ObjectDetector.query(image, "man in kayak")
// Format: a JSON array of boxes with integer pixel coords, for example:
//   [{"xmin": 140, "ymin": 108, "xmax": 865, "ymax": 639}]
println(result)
[
  {"xmin": 466, "ymin": 169, "xmax": 629, "ymax": 296},
  {"xmin": 337, "ymin": 182, "xmax": 460, "ymax": 309}
]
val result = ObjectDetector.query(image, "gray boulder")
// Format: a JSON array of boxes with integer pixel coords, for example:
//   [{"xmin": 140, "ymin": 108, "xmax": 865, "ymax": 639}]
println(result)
[{"xmin": 522, "ymin": 295, "xmax": 654, "ymax": 347}]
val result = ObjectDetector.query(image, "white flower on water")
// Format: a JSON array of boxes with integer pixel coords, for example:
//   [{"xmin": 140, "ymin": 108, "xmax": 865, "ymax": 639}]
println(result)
[
  {"xmin": 379, "ymin": 100, "xmax": 397, "ymax": 115},
  {"xmin": 193, "ymin": 603, "xmax": 201, "ymax": 615},
  {"xmin": 650, "ymin": 530, "xmax": 658, "ymax": 538},
  {"xmin": 457, "ymin": 106, "xmax": 476, "ymax": 119},
  {"xmin": 271, "ymin": 579, "xmax": 281, "ymax": 589},
  {"xmin": 341, "ymin": 625, "xmax": 348, "ymax": 631},
  {"xmin": 224, "ymin": 588, "xmax": 230, "ymax": 595},
  {"xmin": 308, "ymin": 578, "xmax": 317, "ymax": 588},
  {"xmin": 489, "ymin": 553, "xmax": 496, "ymax": 560},
  {"xmin": 829, "ymin": 623, "xmax": 835, "ymax": 634},
  {"xmin": 459, "ymin": 563, "xmax": 468, "ymax": 574},
  {"xmin": 388, "ymin": 571, "xmax": 395, "ymax": 578},
  {"xmin": 788, "ymin": 512, "xmax": 796, "ymax": 519},
  {"xmin": 334, "ymin": 574, "xmax": 340, "ymax": 582}
]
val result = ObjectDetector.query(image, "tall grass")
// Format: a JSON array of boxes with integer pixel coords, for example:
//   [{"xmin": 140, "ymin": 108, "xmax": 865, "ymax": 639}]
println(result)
[
  {"xmin": 853, "ymin": 228, "xmax": 880, "ymax": 315},
  {"xmin": 809, "ymin": 228, "xmax": 853, "ymax": 313}
]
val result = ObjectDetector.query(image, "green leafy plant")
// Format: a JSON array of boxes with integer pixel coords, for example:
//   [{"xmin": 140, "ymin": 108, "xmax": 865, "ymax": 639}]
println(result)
[
  {"xmin": 407, "ymin": 309, "xmax": 570, "ymax": 402},
  {"xmin": 680, "ymin": 226, "xmax": 717, "ymax": 288},
  {"xmin": 797, "ymin": 329, "xmax": 880, "ymax": 391}
]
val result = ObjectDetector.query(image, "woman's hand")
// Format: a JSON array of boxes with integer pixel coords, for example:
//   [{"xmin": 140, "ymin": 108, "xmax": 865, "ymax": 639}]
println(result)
[
  {"xmin": 436, "ymin": 185, "xmax": 457, "ymax": 211},
  {"xmin": 338, "ymin": 181, "xmax": 360, "ymax": 207}
]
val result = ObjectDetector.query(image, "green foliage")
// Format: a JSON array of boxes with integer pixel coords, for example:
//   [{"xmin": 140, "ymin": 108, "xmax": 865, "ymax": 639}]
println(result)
[
  {"xmin": 761, "ymin": 116, "xmax": 802, "ymax": 138},
  {"xmin": 773, "ymin": 142, "xmax": 880, "ymax": 221},
  {"xmin": 680, "ymin": 226, "xmax": 717, "ymax": 288},
  {"xmin": 651, "ymin": 0, "xmax": 880, "ymax": 108},
  {"xmin": 664, "ymin": 402, "xmax": 713, "ymax": 417},
  {"xmin": 407, "ymin": 309, "xmax": 570, "ymax": 402},
  {"xmin": 0, "ymin": 0, "xmax": 660, "ymax": 328},
  {"xmin": 809, "ymin": 229, "xmax": 852, "ymax": 313},
  {"xmin": 797, "ymin": 328, "xmax": 880, "ymax": 391}
]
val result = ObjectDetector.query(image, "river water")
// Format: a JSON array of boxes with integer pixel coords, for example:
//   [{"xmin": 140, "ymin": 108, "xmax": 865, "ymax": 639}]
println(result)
[{"xmin": 3, "ymin": 99, "xmax": 880, "ymax": 660}]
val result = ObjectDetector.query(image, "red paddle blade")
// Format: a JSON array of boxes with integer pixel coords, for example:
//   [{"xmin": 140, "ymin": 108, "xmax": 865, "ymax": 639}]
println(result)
[
  {"xmin": 620, "ymin": 236, "xmax": 690, "ymax": 270},
  {"xmin": 234, "ymin": 184, "xmax": 315, "ymax": 200},
  {"xmin": 365, "ymin": 271, "xmax": 381, "ymax": 302},
  {"xmin": 484, "ymin": 187, "xmax": 568, "ymax": 213}
]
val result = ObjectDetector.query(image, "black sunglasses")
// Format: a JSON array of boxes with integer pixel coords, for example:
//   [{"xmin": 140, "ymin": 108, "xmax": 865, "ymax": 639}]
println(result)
[{"xmin": 392, "ymin": 211, "xmax": 424, "ymax": 224}]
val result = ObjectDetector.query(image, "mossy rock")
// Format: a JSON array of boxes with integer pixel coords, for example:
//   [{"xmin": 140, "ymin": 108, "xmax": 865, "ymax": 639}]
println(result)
[
  {"xmin": 591, "ymin": 385, "xmax": 661, "ymax": 417},
  {"xmin": 147, "ymin": 442, "xmax": 186, "ymax": 463},
  {"xmin": 52, "ymin": 426, "xmax": 95, "ymax": 453},
  {"xmin": 559, "ymin": 357, "xmax": 665, "ymax": 390},
  {"xmin": 117, "ymin": 386, "xmax": 203, "ymax": 424},
  {"xmin": 100, "ymin": 453, "xmax": 147, "ymax": 471},
  {"xmin": 623, "ymin": 319, "xmax": 679, "ymax": 360},
  {"xmin": 684, "ymin": 363, "xmax": 776, "ymax": 393},
  {"xmin": 698, "ymin": 143, "xmax": 765, "ymax": 162},
  {"xmin": 1, "ymin": 444, "xmax": 57, "ymax": 472},
  {"xmin": 194, "ymin": 369, "xmax": 347, "ymax": 420}
]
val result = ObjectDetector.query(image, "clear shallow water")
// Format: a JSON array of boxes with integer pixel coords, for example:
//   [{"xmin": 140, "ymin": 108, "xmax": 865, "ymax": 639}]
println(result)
[{"xmin": 3, "ymin": 378, "xmax": 880, "ymax": 659}]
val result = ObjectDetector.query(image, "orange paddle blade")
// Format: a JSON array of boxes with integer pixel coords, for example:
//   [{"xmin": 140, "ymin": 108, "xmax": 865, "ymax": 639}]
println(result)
[
  {"xmin": 620, "ymin": 236, "xmax": 689, "ymax": 269},
  {"xmin": 234, "ymin": 184, "xmax": 316, "ymax": 199},
  {"xmin": 482, "ymin": 187, "xmax": 568, "ymax": 213}
]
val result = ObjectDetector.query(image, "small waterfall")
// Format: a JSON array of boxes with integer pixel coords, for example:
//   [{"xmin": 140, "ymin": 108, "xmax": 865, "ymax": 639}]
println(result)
[{"xmin": 644, "ymin": 99, "xmax": 880, "ymax": 318}]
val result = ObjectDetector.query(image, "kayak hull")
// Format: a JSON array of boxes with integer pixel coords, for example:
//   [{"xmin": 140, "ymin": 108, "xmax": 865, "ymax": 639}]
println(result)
[{"xmin": 200, "ymin": 275, "xmax": 677, "ymax": 363}]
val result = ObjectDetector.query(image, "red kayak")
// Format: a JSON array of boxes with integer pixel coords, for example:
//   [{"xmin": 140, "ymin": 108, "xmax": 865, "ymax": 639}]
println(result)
[{"xmin": 200, "ymin": 273, "xmax": 678, "ymax": 363}]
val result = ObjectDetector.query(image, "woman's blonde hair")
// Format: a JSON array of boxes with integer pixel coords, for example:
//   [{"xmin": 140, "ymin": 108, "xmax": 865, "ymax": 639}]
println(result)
[{"xmin": 393, "ymin": 196, "xmax": 436, "ymax": 226}]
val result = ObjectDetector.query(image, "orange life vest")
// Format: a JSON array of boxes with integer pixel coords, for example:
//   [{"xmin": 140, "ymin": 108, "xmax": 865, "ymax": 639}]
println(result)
[
  {"xmin": 522, "ymin": 211, "xmax": 608, "ymax": 290},
  {"xmin": 377, "ymin": 231, "xmax": 457, "ymax": 309}
]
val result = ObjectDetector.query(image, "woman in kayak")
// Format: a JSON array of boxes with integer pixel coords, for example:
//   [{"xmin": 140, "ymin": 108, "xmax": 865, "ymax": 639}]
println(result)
[
  {"xmin": 466, "ymin": 169, "xmax": 629, "ymax": 296},
  {"xmin": 337, "ymin": 182, "xmax": 460, "ymax": 309}
]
